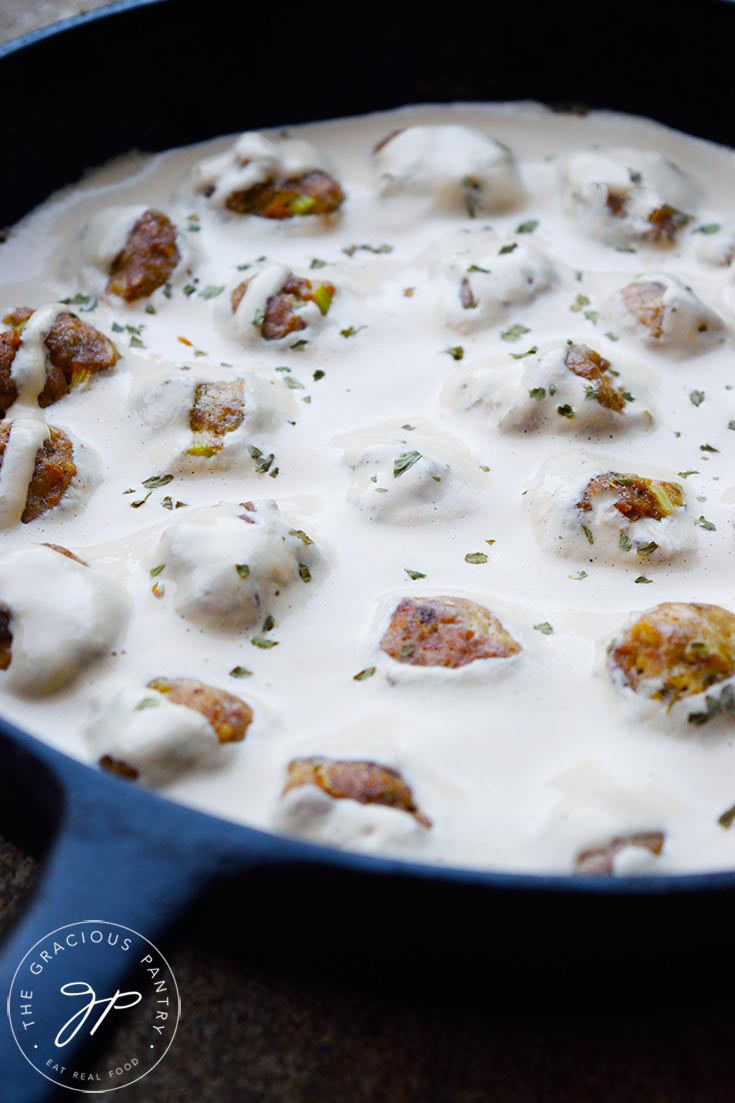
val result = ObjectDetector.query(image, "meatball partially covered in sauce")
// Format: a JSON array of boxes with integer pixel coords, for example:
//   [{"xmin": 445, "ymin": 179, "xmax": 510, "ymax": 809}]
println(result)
[
  {"xmin": 283, "ymin": 757, "xmax": 431, "ymax": 827},
  {"xmin": 380, "ymin": 596, "xmax": 520, "ymax": 668},
  {"xmin": 604, "ymin": 275, "xmax": 724, "ymax": 353},
  {"xmin": 90, "ymin": 677, "xmax": 253, "ymax": 786},
  {"xmin": 0, "ymin": 421, "xmax": 76, "ymax": 524},
  {"xmin": 373, "ymin": 125, "xmax": 522, "ymax": 215},
  {"xmin": 222, "ymin": 263, "xmax": 335, "ymax": 345},
  {"xmin": 107, "ymin": 208, "xmax": 181, "ymax": 301},
  {"xmin": 193, "ymin": 131, "xmax": 344, "ymax": 218},
  {"xmin": 609, "ymin": 602, "xmax": 735, "ymax": 709},
  {"xmin": 0, "ymin": 306, "xmax": 119, "ymax": 415}
]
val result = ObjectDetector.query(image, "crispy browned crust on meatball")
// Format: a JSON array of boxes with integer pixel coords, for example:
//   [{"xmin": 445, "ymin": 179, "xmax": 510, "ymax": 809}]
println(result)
[
  {"xmin": 609, "ymin": 602, "xmax": 735, "ymax": 703},
  {"xmin": 224, "ymin": 171, "xmax": 344, "ymax": 220},
  {"xmin": 0, "ymin": 609, "xmax": 12, "ymax": 671},
  {"xmin": 647, "ymin": 204, "xmax": 690, "ymax": 243},
  {"xmin": 0, "ymin": 423, "xmax": 77, "ymax": 523},
  {"xmin": 283, "ymin": 756, "xmax": 431, "ymax": 827},
  {"xmin": 575, "ymin": 831, "xmax": 664, "ymax": 875},
  {"xmin": 565, "ymin": 343, "xmax": 628, "ymax": 413},
  {"xmin": 621, "ymin": 280, "xmax": 666, "ymax": 338},
  {"xmin": 231, "ymin": 275, "xmax": 335, "ymax": 341},
  {"xmin": 107, "ymin": 209, "xmax": 181, "ymax": 301},
  {"xmin": 99, "ymin": 755, "xmax": 140, "ymax": 781},
  {"xmin": 0, "ymin": 327, "xmax": 21, "ymax": 416},
  {"xmin": 577, "ymin": 473, "xmax": 684, "ymax": 522},
  {"xmin": 187, "ymin": 380, "xmax": 246, "ymax": 457},
  {"xmin": 39, "ymin": 311, "xmax": 120, "ymax": 407},
  {"xmin": 147, "ymin": 677, "xmax": 253, "ymax": 744},
  {"xmin": 380, "ymin": 596, "xmax": 520, "ymax": 668}
]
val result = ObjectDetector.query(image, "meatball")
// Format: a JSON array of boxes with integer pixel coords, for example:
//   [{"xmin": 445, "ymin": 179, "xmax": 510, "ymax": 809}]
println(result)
[
  {"xmin": 146, "ymin": 676, "xmax": 253, "ymax": 744},
  {"xmin": 0, "ymin": 307, "xmax": 119, "ymax": 415},
  {"xmin": 231, "ymin": 274, "xmax": 335, "ymax": 341},
  {"xmin": 577, "ymin": 472, "xmax": 684, "ymax": 522},
  {"xmin": 564, "ymin": 343, "xmax": 629, "ymax": 414},
  {"xmin": 224, "ymin": 171, "xmax": 344, "ymax": 219},
  {"xmin": 442, "ymin": 236, "xmax": 556, "ymax": 333},
  {"xmin": 107, "ymin": 209, "xmax": 181, "ymax": 302},
  {"xmin": 604, "ymin": 274, "xmax": 724, "ymax": 352},
  {"xmin": 373, "ymin": 125, "xmax": 522, "ymax": 214},
  {"xmin": 609, "ymin": 602, "xmax": 735, "ymax": 703},
  {"xmin": 575, "ymin": 831, "xmax": 665, "ymax": 875},
  {"xmin": 0, "ymin": 422, "xmax": 77, "ymax": 523},
  {"xmin": 0, "ymin": 544, "xmax": 128, "ymax": 695},
  {"xmin": 188, "ymin": 380, "xmax": 246, "ymax": 457},
  {"xmin": 283, "ymin": 756, "xmax": 431, "ymax": 827},
  {"xmin": 194, "ymin": 131, "xmax": 344, "ymax": 219},
  {"xmin": 380, "ymin": 596, "xmax": 520, "ymax": 668},
  {"xmin": 560, "ymin": 148, "xmax": 697, "ymax": 247}
]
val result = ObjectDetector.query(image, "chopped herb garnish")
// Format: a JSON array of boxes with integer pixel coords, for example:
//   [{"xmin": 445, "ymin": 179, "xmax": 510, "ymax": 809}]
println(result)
[
  {"xmin": 605, "ymin": 331, "xmax": 619, "ymax": 342},
  {"xmin": 696, "ymin": 515, "xmax": 716, "ymax": 531},
  {"xmin": 142, "ymin": 473, "xmax": 174, "ymax": 489},
  {"xmin": 634, "ymin": 575, "xmax": 653, "ymax": 584},
  {"xmin": 499, "ymin": 242, "xmax": 518, "ymax": 255},
  {"xmin": 700, "ymin": 443, "xmax": 719, "ymax": 453},
  {"xmin": 583, "ymin": 309, "xmax": 599, "ymax": 324},
  {"xmin": 394, "ymin": 450, "xmax": 422, "ymax": 478},
  {"xmin": 615, "ymin": 243, "xmax": 637, "ymax": 253},
  {"xmin": 251, "ymin": 636, "xmax": 278, "ymax": 649},
  {"xmin": 60, "ymin": 291, "xmax": 97, "ymax": 311},
  {"xmin": 557, "ymin": 404, "xmax": 575, "ymax": 418},
  {"xmin": 533, "ymin": 622, "xmax": 554, "ymax": 635},
  {"xmin": 111, "ymin": 321, "xmax": 125, "ymax": 332},
  {"xmin": 340, "ymin": 325, "xmax": 366, "ymax": 338},
  {"xmin": 289, "ymin": 529, "xmax": 314, "ymax": 545},
  {"xmin": 628, "ymin": 168, "xmax": 643, "ymax": 184},
  {"xmin": 135, "ymin": 697, "xmax": 160, "ymax": 711},
  {"xmin": 310, "ymin": 258, "xmax": 328, "ymax": 269},
  {"xmin": 405, "ymin": 568, "xmax": 426, "ymax": 580},
  {"xmin": 229, "ymin": 666, "xmax": 252, "ymax": 679},
  {"xmin": 619, "ymin": 531, "xmax": 633, "ymax": 552},
  {"xmin": 637, "ymin": 541, "xmax": 658, "ymax": 558},
  {"xmin": 353, "ymin": 666, "xmax": 376, "ymax": 682},
  {"xmin": 501, "ymin": 323, "xmax": 531, "ymax": 342},
  {"xmin": 698, "ymin": 223, "xmax": 722, "ymax": 235},
  {"xmin": 284, "ymin": 376, "xmax": 305, "ymax": 390},
  {"xmin": 130, "ymin": 492, "xmax": 151, "ymax": 509},
  {"xmin": 678, "ymin": 470, "xmax": 699, "ymax": 478},
  {"xmin": 516, "ymin": 219, "xmax": 539, "ymax": 234},
  {"xmin": 290, "ymin": 339, "xmax": 309, "ymax": 350},
  {"xmin": 150, "ymin": 564, "xmax": 165, "ymax": 578},
  {"xmin": 464, "ymin": 552, "xmax": 488, "ymax": 564},
  {"xmin": 569, "ymin": 571, "xmax": 588, "ymax": 581},
  {"xmin": 313, "ymin": 369, "xmax": 325, "ymax": 381},
  {"xmin": 690, "ymin": 390, "xmax": 705, "ymax": 407},
  {"xmin": 145, "ymin": 303, "xmax": 157, "ymax": 315},
  {"xmin": 446, "ymin": 345, "xmax": 464, "ymax": 361},
  {"xmin": 467, "ymin": 264, "xmax": 490, "ymax": 273},
  {"xmin": 479, "ymin": 464, "xmax": 490, "ymax": 472},
  {"xmin": 298, "ymin": 564, "xmax": 312, "ymax": 583},
  {"xmin": 199, "ymin": 284, "xmax": 225, "ymax": 300},
  {"xmin": 252, "ymin": 307, "xmax": 265, "ymax": 327},
  {"xmin": 342, "ymin": 243, "xmax": 393, "ymax": 256},
  {"xmin": 581, "ymin": 523, "xmax": 594, "ymax": 545},
  {"xmin": 129, "ymin": 334, "xmax": 144, "ymax": 348},
  {"xmin": 235, "ymin": 564, "xmax": 250, "ymax": 579},
  {"xmin": 570, "ymin": 293, "xmax": 590, "ymax": 313},
  {"xmin": 528, "ymin": 387, "xmax": 546, "ymax": 400},
  {"xmin": 262, "ymin": 614, "xmax": 275, "ymax": 633},
  {"xmin": 690, "ymin": 684, "xmax": 735, "ymax": 727},
  {"xmin": 510, "ymin": 346, "xmax": 537, "ymax": 360},
  {"xmin": 718, "ymin": 802, "xmax": 735, "ymax": 829}
]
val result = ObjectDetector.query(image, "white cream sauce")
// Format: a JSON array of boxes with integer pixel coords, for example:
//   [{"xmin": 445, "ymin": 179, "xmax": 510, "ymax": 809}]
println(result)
[{"xmin": 3, "ymin": 103, "xmax": 735, "ymax": 875}]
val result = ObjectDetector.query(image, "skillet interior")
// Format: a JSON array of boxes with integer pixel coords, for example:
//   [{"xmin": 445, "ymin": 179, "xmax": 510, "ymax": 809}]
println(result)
[{"xmin": 2, "ymin": 0, "xmax": 735, "ymax": 1000}]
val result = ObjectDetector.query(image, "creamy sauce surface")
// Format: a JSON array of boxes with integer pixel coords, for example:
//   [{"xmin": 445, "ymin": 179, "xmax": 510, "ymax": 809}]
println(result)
[{"xmin": 3, "ymin": 102, "xmax": 735, "ymax": 875}]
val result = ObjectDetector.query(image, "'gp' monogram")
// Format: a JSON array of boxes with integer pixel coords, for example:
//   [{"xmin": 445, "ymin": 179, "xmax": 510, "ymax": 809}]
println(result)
[{"xmin": 54, "ymin": 982, "xmax": 143, "ymax": 1047}]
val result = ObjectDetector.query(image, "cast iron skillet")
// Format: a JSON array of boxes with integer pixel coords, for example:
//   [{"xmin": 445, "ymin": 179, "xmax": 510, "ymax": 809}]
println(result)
[{"xmin": 2, "ymin": 0, "xmax": 735, "ymax": 1096}]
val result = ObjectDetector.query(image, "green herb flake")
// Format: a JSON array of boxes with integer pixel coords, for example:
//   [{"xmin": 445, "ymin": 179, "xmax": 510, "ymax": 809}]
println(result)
[
  {"xmin": 135, "ymin": 697, "xmax": 160, "ymax": 711},
  {"xmin": 479, "ymin": 464, "xmax": 490, "ymax": 472},
  {"xmin": 570, "ymin": 293, "xmax": 591, "ymax": 313},
  {"xmin": 310, "ymin": 258, "xmax": 328, "ymax": 269},
  {"xmin": 150, "ymin": 564, "xmax": 165, "ymax": 578},
  {"xmin": 464, "ymin": 552, "xmax": 488, "ymax": 565},
  {"xmin": 353, "ymin": 666, "xmax": 376, "ymax": 682},
  {"xmin": 637, "ymin": 541, "xmax": 659, "ymax": 558},
  {"xmin": 605, "ymin": 331, "xmax": 619, "ymax": 342},
  {"xmin": 557, "ymin": 404, "xmax": 575, "ymax": 419},
  {"xmin": 130, "ymin": 492, "xmax": 151, "ymax": 509},
  {"xmin": 568, "ymin": 571, "xmax": 588, "ymax": 581},
  {"xmin": 581, "ymin": 523, "xmax": 594, "ymax": 545},
  {"xmin": 445, "ymin": 345, "xmax": 464, "ymax": 361},
  {"xmin": 142, "ymin": 473, "xmax": 174, "ymax": 489},
  {"xmin": 394, "ymin": 450, "xmax": 422, "ymax": 478},
  {"xmin": 251, "ymin": 637, "xmax": 279, "ymax": 649},
  {"xmin": 340, "ymin": 325, "xmax": 367, "ymax": 338},
  {"xmin": 284, "ymin": 376, "xmax": 305, "ymax": 390},
  {"xmin": 698, "ymin": 223, "xmax": 722, "ymax": 235},
  {"xmin": 696, "ymin": 515, "xmax": 717, "ymax": 531},
  {"xmin": 678, "ymin": 470, "xmax": 699, "ymax": 479},
  {"xmin": 405, "ymin": 568, "xmax": 426, "ymax": 580},
  {"xmin": 634, "ymin": 575, "xmax": 653, "ymax": 584},
  {"xmin": 129, "ymin": 333, "xmax": 144, "ymax": 348},
  {"xmin": 501, "ymin": 323, "xmax": 531, "ymax": 342},
  {"xmin": 728, "ymin": 421, "xmax": 735, "ymax": 431},
  {"xmin": 313, "ymin": 369, "xmax": 325, "ymax": 382},
  {"xmin": 229, "ymin": 666, "xmax": 252, "ymax": 679},
  {"xmin": 619, "ymin": 531, "xmax": 633, "ymax": 552},
  {"xmin": 690, "ymin": 390, "xmax": 705, "ymax": 407},
  {"xmin": 235, "ymin": 564, "xmax": 250, "ymax": 579},
  {"xmin": 528, "ymin": 387, "xmax": 546, "ymax": 400},
  {"xmin": 718, "ymin": 802, "xmax": 735, "ymax": 829},
  {"xmin": 533, "ymin": 622, "xmax": 554, "ymax": 635},
  {"xmin": 467, "ymin": 264, "xmax": 490, "ymax": 273},
  {"xmin": 499, "ymin": 242, "xmax": 518, "ymax": 255},
  {"xmin": 510, "ymin": 345, "xmax": 538, "ymax": 360},
  {"xmin": 298, "ymin": 563, "xmax": 312, "ymax": 583},
  {"xmin": 516, "ymin": 219, "xmax": 539, "ymax": 234},
  {"xmin": 700, "ymin": 443, "xmax": 719, "ymax": 453}
]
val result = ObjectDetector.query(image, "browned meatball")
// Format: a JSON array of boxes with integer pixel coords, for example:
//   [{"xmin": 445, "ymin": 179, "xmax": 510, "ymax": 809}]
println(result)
[
  {"xmin": 231, "ymin": 275, "xmax": 335, "ymax": 341},
  {"xmin": 565, "ymin": 343, "xmax": 629, "ymax": 413},
  {"xmin": 609, "ymin": 602, "xmax": 735, "ymax": 703},
  {"xmin": 577, "ymin": 473, "xmax": 684, "ymax": 522},
  {"xmin": 283, "ymin": 756, "xmax": 431, "ymax": 827},
  {"xmin": 575, "ymin": 831, "xmax": 664, "ymax": 875},
  {"xmin": 0, "ymin": 423, "xmax": 77, "ymax": 523},
  {"xmin": 604, "ymin": 188, "xmax": 689, "ymax": 244},
  {"xmin": 380, "ymin": 596, "xmax": 520, "ymax": 669},
  {"xmin": 188, "ymin": 380, "xmax": 246, "ymax": 457},
  {"xmin": 0, "ymin": 609, "xmax": 12, "ymax": 671},
  {"xmin": 621, "ymin": 281, "xmax": 666, "ymax": 338},
  {"xmin": 0, "ymin": 308, "xmax": 119, "ymax": 416},
  {"xmin": 222, "ymin": 170, "xmax": 344, "ymax": 219},
  {"xmin": 147, "ymin": 676, "xmax": 253, "ymax": 744},
  {"xmin": 107, "ymin": 209, "xmax": 181, "ymax": 301}
]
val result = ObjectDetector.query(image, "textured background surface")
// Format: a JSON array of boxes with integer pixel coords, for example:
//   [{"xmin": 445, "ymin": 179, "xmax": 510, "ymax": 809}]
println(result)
[{"xmin": 3, "ymin": 2, "xmax": 735, "ymax": 1100}]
